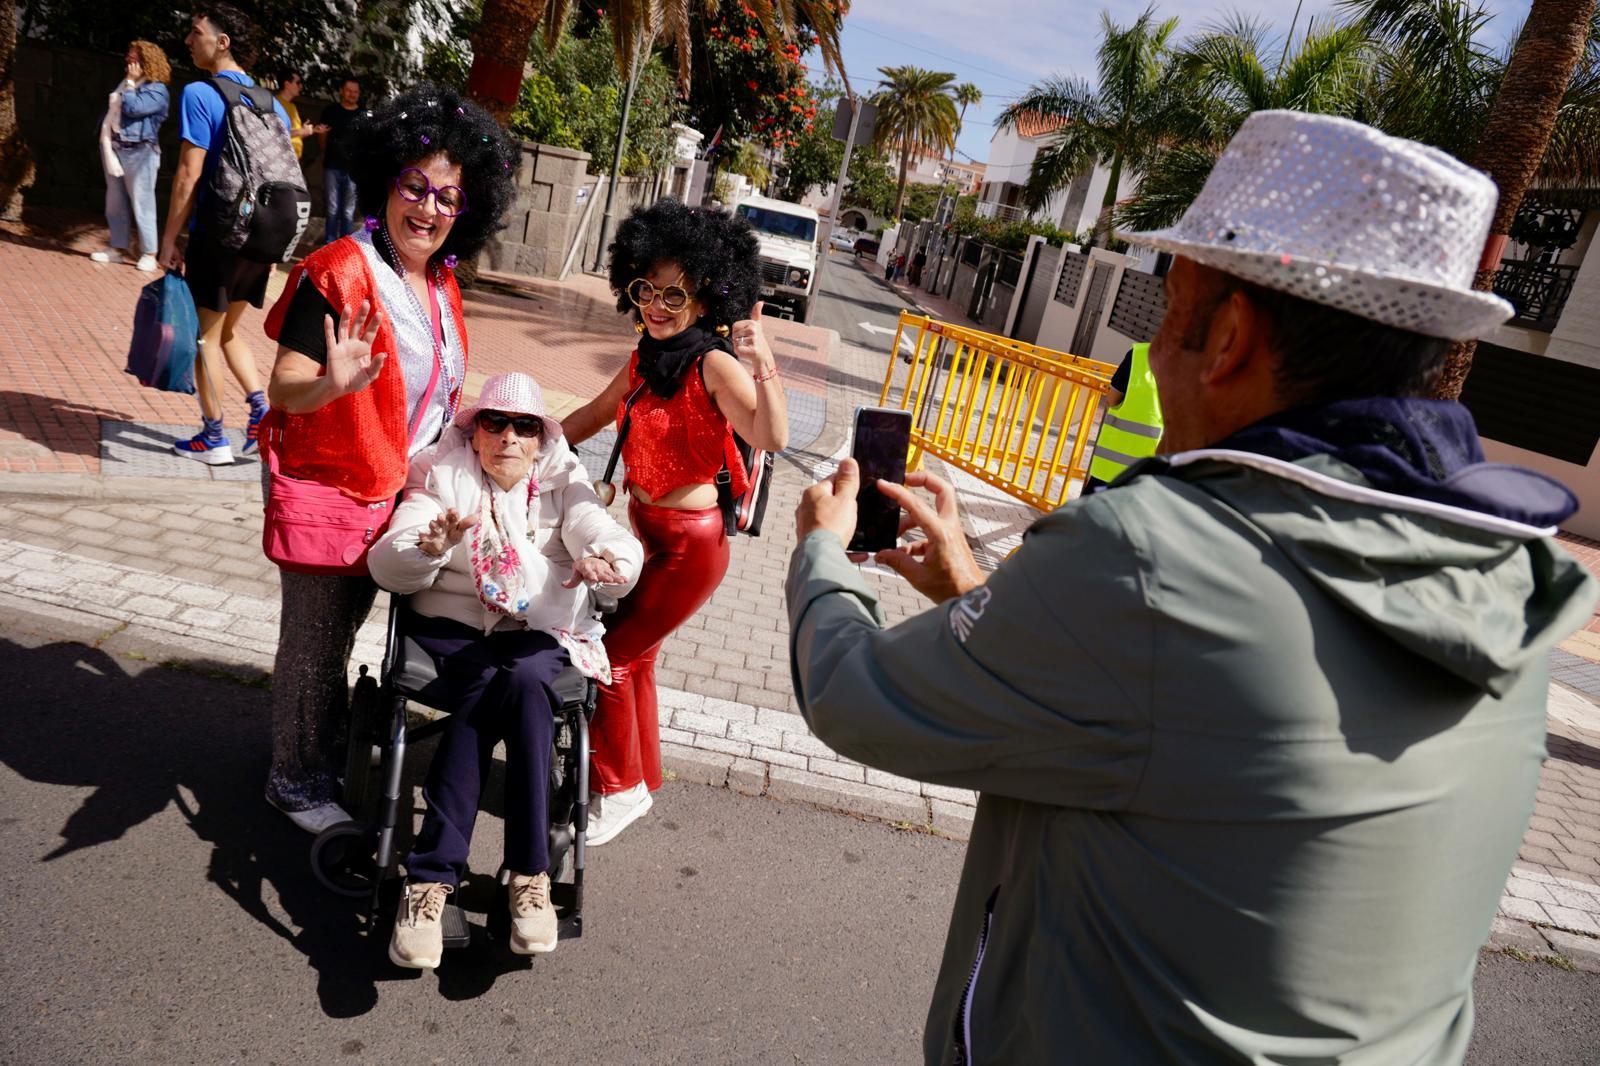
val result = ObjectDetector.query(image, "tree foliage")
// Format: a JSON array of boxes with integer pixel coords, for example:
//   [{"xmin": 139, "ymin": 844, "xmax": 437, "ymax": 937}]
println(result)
[
  {"xmin": 673, "ymin": 1, "xmax": 819, "ymax": 152},
  {"xmin": 998, "ymin": 4, "xmax": 1182, "ymax": 246},
  {"xmin": 871, "ymin": 65, "xmax": 959, "ymax": 218}
]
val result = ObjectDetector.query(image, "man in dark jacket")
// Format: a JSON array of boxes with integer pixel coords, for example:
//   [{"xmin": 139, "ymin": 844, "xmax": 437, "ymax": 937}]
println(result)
[{"xmin": 788, "ymin": 110, "xmax": 1598, "ymax": 1064}]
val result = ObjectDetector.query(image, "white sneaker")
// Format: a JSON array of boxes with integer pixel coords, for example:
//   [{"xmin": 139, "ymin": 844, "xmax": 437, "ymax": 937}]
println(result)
[
  {"xmin": 389, "ymin": 881, "xmax": 452, "ymax": 970},
  {"xmin": 507, "ymin": 872, "xmax": 558, "ymax": 954},
  {"xmin": 265, "ymin": 792, "xmax": 352, "ymax": 835},
  {"xmin": 90, "ymin": 249, "xmax": 127, "ymax": 264},
  {"xmin": 585, "ymin": 782, "xmax": 652, "ymax": 847},
  {"xmin": 135, "ymin": 254, "xmax": 158, "ymax": 272}
]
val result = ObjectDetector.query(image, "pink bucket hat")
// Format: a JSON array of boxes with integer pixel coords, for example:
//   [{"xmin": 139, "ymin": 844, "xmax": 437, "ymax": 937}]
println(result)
[{"xmin": 454, "ymin": 372, "xmax": 565, "ymax": 443}]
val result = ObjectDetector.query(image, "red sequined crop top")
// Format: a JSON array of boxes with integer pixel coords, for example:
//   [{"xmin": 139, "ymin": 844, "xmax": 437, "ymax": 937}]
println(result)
[{"xmin": 619, "ymin": 351, "xmax": 750, "ymax": 500}]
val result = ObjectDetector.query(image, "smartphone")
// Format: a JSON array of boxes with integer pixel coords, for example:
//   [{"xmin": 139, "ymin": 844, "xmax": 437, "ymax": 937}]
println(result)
[{"xmin": 847, "ymin": 406, "xmax": 913, "ymax": 554}]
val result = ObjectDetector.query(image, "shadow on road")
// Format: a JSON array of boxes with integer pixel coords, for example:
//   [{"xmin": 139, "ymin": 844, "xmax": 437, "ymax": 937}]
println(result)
[{"xmin": 0, "ymin": 634, "xmax": 539, "ymax": 1017}]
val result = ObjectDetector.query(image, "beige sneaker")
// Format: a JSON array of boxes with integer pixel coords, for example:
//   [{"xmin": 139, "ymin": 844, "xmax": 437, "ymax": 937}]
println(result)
[
  {"xmin": 507, "ymin": 872, "xmax": 557, "ymax": 955},
  {"xmin": 389, "ymin": 881, "xmax": 452, "ymax": 970},
  {"xmin": 586, "ymin": 781, "xmax": 652, "ymax": 846}
]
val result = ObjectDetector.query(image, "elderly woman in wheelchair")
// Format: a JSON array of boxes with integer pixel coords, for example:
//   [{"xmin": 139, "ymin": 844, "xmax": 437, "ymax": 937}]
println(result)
[{"xmin": 367, "ymin": 371, "xmax": 643, "ymax": 969}]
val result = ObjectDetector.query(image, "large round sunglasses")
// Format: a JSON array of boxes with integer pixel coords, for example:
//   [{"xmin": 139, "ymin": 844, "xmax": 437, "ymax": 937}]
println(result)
[
  {"xmin": 626, "ymin": 278, "xmax": 692, "ymax": 312},
  {"xmin": 395, "ymin": 167, "xmax": 468, "ymax": 217},
  {"xmin": 475, "ymin": 410, "xmax": 543, "ymax": 438}
]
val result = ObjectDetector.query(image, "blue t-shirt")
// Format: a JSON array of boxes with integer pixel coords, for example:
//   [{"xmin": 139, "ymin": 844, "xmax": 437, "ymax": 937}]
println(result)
[{"xmin": 179, "ymin": 70, "xmax": 291, "ymax": 198}]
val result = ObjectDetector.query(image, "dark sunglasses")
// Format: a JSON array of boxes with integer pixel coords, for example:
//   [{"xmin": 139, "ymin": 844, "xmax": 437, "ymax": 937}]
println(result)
[
  {"xmin": 395, "ymin": 167, "xmax": 468, "ymax": 217},
  {"xmin": 475, "ymin": 410, "xmax": 543, "ymax": 438},
  {"xmin": 626, "ymin": 278, "xmax": 692, "ymax": 312}
]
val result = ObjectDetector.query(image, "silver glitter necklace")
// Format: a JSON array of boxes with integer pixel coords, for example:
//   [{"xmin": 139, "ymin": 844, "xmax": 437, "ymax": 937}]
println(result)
[{"xmin": 376, "ymin": 223, "xmax": 460, "ymax": 425}]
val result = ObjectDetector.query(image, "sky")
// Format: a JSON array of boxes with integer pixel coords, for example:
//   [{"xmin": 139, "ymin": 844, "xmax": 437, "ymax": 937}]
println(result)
[{"xmin": 826, "ymin": 0, "xmax": 1526, "ymax": 166}]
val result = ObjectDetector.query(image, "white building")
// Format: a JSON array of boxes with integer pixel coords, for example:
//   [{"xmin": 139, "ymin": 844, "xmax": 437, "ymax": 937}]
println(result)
[{"xmin": 976, "ymin": 112, "xmax": 1134, "ymax": 236}]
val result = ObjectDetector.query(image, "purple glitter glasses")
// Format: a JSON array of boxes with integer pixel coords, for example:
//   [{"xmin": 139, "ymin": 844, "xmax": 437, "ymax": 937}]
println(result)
[{"xmin": 394, "ymin": 167, "xmax": 468, "ymax": 217}]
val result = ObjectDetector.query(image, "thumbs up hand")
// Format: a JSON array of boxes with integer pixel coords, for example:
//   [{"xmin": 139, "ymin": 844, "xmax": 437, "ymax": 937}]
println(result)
[{"xmin": 730, "ymin": 301, "xmax": 775, "ymax": 376}]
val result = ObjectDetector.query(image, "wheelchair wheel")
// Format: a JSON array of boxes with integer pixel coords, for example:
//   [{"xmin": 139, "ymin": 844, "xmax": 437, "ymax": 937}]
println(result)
[
  {"xmin": 341, "ymin": 669, "xmax": 381, "ymax": 814},
  {"xmin": 311, "ymin": 820, "xmax": 380, "ymax": 898}
]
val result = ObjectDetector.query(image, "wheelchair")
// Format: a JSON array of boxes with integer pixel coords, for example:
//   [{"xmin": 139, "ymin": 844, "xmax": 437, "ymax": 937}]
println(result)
[{"xmin": 309, "ymin": 592, "xmax": 608, "ymax": 951}]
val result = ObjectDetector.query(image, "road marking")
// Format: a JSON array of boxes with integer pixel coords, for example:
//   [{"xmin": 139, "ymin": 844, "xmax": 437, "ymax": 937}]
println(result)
[{"xmin": 859, "ymin": 322, "xmax": 914, "ymax": 352}]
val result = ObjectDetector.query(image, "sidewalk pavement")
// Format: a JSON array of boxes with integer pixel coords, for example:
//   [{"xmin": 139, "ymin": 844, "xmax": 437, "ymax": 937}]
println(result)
[{"xmin": 4, "ymin": 215, "xmax": 1600, "ymax": 970}]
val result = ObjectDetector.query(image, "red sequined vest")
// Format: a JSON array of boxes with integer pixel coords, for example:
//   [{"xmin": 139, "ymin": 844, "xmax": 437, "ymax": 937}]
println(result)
[
  {"xmin": 618, "ymin": 351, "xmax": 749, "ymax": 500},
  {"xmin": 261, "ymin": 238, "xmax": 467, "ymax": 502}
]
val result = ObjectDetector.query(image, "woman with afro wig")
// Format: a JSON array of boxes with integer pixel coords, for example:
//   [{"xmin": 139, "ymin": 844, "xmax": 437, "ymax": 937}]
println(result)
[
  {"xmin": 562, "ymin": 198, "xmax": 790, "ymax": 844},
  {"xmin": 256, "ymin": 82, "xmax": 517, "ymax": 835}
]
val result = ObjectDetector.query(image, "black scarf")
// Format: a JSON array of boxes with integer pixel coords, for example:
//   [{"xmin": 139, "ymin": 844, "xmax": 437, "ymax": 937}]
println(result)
[{"xmin": 635, "ymin": 322, "xmax": 733, "ymax": 399}]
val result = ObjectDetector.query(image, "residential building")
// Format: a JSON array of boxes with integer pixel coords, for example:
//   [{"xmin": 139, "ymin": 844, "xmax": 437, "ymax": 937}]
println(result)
[{"xmin": 976, "ymin": 112, "xmax": 1134, "ymax": 236}]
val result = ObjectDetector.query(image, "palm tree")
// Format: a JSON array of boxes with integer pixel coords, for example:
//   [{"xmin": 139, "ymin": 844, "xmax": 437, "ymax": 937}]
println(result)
[
  {"xmin": 1351, "ymin": 0, "xmax": 1600, "ymax": 399},
  {"xmin": 998, "ymin": 5, "xmax": 1182, "ymax": 247},
  {"xmin": 871, "ymin": 66, "xmax": 959, "ymax": 219},
  {"xmin": 467, "ymin": 0, "xmax": 847, "ymax": 126},
  {"xmin": 953, "ymin": 82, "xmax": 983, "ymax": 137},
  {"xmin": 1115, "ymin": 14, "xmax": 1372, "ymax": 232}
]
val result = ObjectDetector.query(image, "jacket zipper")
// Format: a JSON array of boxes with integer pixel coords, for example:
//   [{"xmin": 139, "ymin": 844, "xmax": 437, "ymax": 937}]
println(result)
[{"xmin": 953, "ymin": 885, "xmax": 1000, "ymax": 1065}]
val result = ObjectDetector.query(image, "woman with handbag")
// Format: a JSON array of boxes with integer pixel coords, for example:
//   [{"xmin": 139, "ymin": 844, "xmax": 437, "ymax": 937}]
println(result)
[
  {"xmin": 561, "ymin": 199, "xmax": 789, "ymax": 845},
  {"xmin": 90, "ymin": 40, "xmax": 171, "ymax": 272},
  {"xmin": 257, "ymin": 83, "xmax": 516, "ymax": 833}
]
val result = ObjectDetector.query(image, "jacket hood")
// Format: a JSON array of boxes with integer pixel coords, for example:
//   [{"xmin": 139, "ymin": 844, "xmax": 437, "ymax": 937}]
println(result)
[{"xmin": 1150, "ymin": 398, "xmax": 1596, "ymax": 696}]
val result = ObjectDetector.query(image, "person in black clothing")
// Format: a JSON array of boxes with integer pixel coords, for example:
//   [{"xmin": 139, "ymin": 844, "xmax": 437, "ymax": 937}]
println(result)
[
  {"xmin": 319, "ymin": 75, "xmax": 361, "ymax": 242},
  {"xmin": 1081, "ymin": 348, "xmax": 1133, "ymax": 494}
]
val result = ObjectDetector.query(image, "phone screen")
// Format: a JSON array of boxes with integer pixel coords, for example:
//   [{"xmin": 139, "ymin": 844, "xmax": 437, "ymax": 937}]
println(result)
[{"xmin": 848, "ymin": 407, "xmax": 912, "ymax": 554}]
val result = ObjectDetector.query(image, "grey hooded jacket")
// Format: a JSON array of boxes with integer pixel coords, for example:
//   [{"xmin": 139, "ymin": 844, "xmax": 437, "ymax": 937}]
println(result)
[{"xmin": 786, "ymin": 450, "xmax": 1596, "ymax": 1065}]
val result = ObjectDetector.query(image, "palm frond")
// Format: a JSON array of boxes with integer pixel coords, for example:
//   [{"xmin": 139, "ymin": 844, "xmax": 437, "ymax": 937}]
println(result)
[
  {"xmin": 997, "ymin": 76, "xmax": 1100, "ymax": 129},
  {"xmin": 1023, "ymin": 124, "xmax": 1112, "ymax": 209},
  {"xmin": 1114, "ymin": 142, "xmax": 1222, "ymax": 232}
]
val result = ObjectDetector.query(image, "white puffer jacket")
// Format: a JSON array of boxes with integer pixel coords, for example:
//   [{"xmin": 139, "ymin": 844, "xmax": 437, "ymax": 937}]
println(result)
[{"xmin": 367, "ymin": 425, "xmax": 643, "ymax": 642}]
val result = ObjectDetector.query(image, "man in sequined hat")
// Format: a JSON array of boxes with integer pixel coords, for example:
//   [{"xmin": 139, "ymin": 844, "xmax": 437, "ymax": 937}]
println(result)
[{"xmin": 786, "ymin": 110, "xmax": 1600, "ymax": 1063}]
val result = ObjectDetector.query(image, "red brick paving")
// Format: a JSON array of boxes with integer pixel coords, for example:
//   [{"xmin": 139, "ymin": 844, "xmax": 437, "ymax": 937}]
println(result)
[{"xmin": 0, "ymin": 210, "xmax": 828, "ymax": 476}]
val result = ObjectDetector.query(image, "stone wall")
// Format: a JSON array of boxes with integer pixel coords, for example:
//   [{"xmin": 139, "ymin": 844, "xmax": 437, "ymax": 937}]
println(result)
[{"xmin": 480, "ymin": 141, "xmax": 592, "ymax": 279}]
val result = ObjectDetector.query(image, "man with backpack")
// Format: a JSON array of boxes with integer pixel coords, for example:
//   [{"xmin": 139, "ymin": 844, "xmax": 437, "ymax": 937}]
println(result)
[{"xmin": 157, "ymin": 3, "xmax": 293, "ymax": 465}]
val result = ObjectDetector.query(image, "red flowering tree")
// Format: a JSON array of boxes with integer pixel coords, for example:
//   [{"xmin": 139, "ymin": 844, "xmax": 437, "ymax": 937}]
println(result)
[{"xmin": 676, "ymin": 2, "xmax": 822, "ymax": 153}]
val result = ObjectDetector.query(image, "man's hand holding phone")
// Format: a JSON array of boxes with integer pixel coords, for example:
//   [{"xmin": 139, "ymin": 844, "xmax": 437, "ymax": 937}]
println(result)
[
  {"xmin": 796, "ymin": 460, "xmax": 985, "ymax": 605},
  {"xmin": 874, "ymin": 472, "xmax": 984, "ymax": 602}
]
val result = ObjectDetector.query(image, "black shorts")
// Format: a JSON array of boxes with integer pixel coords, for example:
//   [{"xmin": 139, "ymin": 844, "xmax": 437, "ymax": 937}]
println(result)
[{"xmin": 184, "ymin": 225, "xmax": 272, "ymax": 313}]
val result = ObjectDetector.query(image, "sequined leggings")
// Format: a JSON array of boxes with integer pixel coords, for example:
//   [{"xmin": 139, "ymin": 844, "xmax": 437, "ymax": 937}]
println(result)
[
  {"xmin": 265, "ymin": 569, "xmax": 377, "ymax": 810},
  {"xmin": 591, "ymin": 499, "xmax": 729, "ymax": 794}
]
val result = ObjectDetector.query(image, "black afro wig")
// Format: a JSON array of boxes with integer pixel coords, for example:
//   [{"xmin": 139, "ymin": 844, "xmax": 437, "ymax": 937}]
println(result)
[
  {"xmin": 607, "ymin": 199, "xmax": 763, "ymax": 330},
  {"xmin": 348, "ymin": 82, "xmax": 518, "ymax": 264}
]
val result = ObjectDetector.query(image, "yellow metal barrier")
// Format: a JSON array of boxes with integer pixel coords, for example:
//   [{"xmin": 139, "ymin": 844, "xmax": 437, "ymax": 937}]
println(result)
[{"xmin": 876, "ymin": 312, "xmax": 1117, "ymax": 512}]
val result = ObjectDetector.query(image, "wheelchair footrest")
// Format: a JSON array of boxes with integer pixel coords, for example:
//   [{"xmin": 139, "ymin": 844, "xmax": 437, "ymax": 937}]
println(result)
[{"xmin": 441, "ymin": 902, "xmax": 471, "ymax": 950}]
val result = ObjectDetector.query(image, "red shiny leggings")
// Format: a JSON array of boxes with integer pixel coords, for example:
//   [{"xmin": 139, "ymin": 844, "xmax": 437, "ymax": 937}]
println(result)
[{"xmin": 592, "ymin": 498, "xmax": 730, "ymax": 794}]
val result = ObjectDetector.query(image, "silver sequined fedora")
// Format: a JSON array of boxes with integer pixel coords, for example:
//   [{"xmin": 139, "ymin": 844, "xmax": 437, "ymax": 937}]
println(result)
[{"xmin": 1119, "ymin": 110, "xmax": 1514, "ymax": 341}]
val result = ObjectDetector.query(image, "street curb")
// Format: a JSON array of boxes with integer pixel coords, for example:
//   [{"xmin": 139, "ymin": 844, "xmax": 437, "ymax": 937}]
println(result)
[
  {"xmin": 1486, "ymin": 916, "xmax": 1600, "ymax": 971},
  {"xmin": 0, "ymin": 471, "xmax": 262, "ymax": 503},
  {"xmin": 0, "ymin": 534, "xmax": 980, "ymax": 843}
]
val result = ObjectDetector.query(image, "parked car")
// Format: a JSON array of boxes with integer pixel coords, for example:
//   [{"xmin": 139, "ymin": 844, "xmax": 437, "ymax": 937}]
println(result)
[
  {"xmin": 828, "ymin": 229, "xmax": 858, "ymax": 252},
  {"xmin": 853, "ymin": 236, "xmax": 881, "ymax": 259}
]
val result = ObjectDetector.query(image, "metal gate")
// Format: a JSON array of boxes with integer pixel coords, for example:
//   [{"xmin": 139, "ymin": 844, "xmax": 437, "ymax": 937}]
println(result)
[{"xmin": 1070, "ymin": 261, "xmax": 1114, "ymax": 357}]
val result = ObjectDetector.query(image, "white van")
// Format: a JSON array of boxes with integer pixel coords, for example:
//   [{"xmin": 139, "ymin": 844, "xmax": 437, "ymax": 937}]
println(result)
[{"xmin": 735, "ymin": 195, "xmax": 821, "ymax": 323}]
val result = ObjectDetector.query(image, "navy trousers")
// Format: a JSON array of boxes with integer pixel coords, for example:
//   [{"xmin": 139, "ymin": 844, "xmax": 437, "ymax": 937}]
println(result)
[{"xmin": 402, "ymin": 613, "xmax": 567, "ymax": 887}]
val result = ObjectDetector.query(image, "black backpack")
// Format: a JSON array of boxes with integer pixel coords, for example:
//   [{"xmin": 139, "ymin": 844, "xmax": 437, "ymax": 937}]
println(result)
[{"xmin": 202, "ymin": 76, "xmax": 311, "ymax": 263}]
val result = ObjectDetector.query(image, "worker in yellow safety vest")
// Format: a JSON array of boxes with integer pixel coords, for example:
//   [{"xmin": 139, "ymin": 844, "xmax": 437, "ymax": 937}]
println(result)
[{"xmin": 1084, "ymin": 342, "xmax": 1163, "ymax": 492}]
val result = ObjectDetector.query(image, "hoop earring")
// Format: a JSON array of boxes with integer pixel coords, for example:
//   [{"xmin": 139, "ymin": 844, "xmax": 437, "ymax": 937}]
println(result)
[{"xmin": 635, "ymin": 320, "xmax": 646, "ymax": 335}]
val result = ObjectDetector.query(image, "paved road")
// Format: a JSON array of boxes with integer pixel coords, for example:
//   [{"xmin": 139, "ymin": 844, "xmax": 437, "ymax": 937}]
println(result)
[
  {"xmin": 0, "ymin": 599, "xmax": 960, "ymax": 1066},
  {"xmin": 811, "ymin": 252, "xmax": 914, "ymax": 357},
  {"xmin": 2, "ymin": 597, "xmax": 1596, "ymax": 1065}
]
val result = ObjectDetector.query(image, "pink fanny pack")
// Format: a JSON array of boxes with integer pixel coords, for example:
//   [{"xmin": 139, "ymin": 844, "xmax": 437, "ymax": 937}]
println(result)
[
  {"xmin": 261, "ymin": 273, "xmax": 448, "ymax": 576},
  {"xmin": 262, "ymin": 448, "xmax": 398, "ymax": 575}
]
